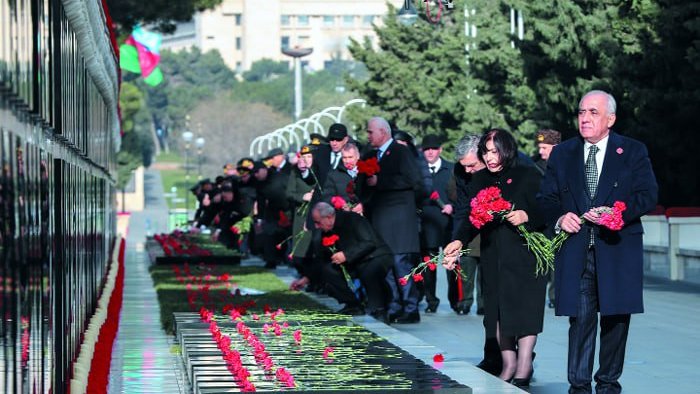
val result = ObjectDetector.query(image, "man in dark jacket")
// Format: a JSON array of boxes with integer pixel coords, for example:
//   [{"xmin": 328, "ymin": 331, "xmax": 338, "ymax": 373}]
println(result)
[
  {"xmin": 418, "ymin": 134, "xmax": 455, "ymax": 314},
  {"xmin": 311, "ymin": 202, "xmax": 392, "ymax": 317}
]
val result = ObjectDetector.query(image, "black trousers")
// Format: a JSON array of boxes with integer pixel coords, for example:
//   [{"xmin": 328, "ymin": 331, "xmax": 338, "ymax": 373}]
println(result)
[
  {"xmin": 568, "ymin": 249, "xmax": 630, "ymax": 394},
  {"xmin": 322, "ymin": 255, "xmax": 392, "ymax": 312}
]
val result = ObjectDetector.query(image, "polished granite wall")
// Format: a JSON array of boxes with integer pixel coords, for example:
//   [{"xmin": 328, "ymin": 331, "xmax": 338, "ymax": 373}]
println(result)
[{"xmin": 1, "ymin": 0, "xmax": 118, "ymax": 392}]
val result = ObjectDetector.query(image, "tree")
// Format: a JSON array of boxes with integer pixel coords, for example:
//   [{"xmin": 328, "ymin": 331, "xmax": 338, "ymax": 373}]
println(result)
[
  {"xmin": 107, "ymin": 0, "xmax": 223, "ymax": 34},
  {"xmin": 242, "ymin": 59, "xmax": 290, "ymax": 82},
  {"xmin": 118, "ymin": 82, "xmax": 154, "ymax": 189},
  {"xmin": 347, "ymin": 3, "xmax": 537, "ymax": 151}
]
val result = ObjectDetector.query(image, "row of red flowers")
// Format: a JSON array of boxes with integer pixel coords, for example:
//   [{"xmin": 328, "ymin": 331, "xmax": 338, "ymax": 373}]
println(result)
[{"xmin": 154, "ymin": 230, "xmax": 212, "ymax": 257}]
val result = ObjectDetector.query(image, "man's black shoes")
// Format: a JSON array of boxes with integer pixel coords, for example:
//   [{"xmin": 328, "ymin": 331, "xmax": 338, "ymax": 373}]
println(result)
[{"xmin": 393, "ymin": 311, "xmax": 420, "ymax": 324}]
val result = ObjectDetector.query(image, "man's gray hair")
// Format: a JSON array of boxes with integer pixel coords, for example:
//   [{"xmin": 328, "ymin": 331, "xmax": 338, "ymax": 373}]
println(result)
[
  {"xmin": 454, "ymin": 134, "xmax": 481, "ymax": 161},
  {"xmin": 342, "ymin": 142, "xmax": 360, "ymax": 155},
  {"xmin": 580, "ymin": 90, "xmax": 617, "ymax": 114},
  {"xmin": 369, "ymin": 116, "xmax": 391, "ymax": 136},
  {"xmin": 313, "ymin": 201, "xmax": 336, "ymax": 218}
]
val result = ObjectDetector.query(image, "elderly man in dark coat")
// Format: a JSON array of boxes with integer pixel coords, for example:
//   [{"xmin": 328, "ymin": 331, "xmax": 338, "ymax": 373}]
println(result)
[
  {"xmin": 359, "ymin": 116, "xmax": 424, "ymax": 324},
  {"xmin": 538, "ymin": 90, "xmax": 658, "ymax": 394},
  {"xmin": 311, "ymin": 202, "xmax": 393, "ymax": 316}
]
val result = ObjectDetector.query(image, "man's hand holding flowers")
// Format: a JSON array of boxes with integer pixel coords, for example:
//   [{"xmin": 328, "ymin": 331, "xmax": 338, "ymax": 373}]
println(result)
[{"xmin": 330, "ymin": 251, "xmax": 347, "ymax": 265}]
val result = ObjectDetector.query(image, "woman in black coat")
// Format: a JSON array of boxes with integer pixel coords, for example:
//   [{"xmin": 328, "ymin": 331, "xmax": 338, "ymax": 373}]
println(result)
[{"xmin": 443, "ymin": 128, "xmax": 546, "ymax": 386}]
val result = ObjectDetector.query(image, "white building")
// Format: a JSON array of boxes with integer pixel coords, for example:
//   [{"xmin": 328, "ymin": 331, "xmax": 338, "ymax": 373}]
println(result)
[{"xmin": 160, "ymin": 0, "xmax": 404, "ymax": 72}]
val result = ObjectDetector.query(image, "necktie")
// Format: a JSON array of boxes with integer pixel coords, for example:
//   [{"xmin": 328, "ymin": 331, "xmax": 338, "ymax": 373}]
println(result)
[
  {"xmin": 429, "ymin": 165, "xmax": 436, "ymax": 174},
  {"xmin": 331, "ymin": 153, "xmax": 336, "ymax": 168},
  {"xmin": 585, "ymin": 145, "xmax": 598, "ymax": 247},
  {"xmin": 376, "ymin": 149, "xmax": 382, "ymax": 160},
  {"xmin": 585, "ymin": 145, "xmax": 599, "ymax": 198}
]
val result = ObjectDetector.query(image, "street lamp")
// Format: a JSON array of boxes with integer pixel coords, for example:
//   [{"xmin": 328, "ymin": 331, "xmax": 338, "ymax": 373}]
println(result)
[
  {"xmin": 195, "ymin": 137, "xmax": 205, "ymax": 180},
  {"xmin": 397, "ymin": 0, "xmax": 418, "ymax": 26},
  {"xmin": 182, "ymin": 118, "xmax": 194, "ymax": 219},
  {"xmin": 281, "ymin": 47, "xmax": 313, "ymax": 120}
]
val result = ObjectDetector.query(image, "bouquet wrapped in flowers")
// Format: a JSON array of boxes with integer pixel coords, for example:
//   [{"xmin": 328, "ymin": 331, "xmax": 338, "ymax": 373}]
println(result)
[
  {"xmin": 550, "ymin": 201, "xmax": 627, "ymax": 253},
  {"xmin": 398, "ymin": 248, "xmax": 469, "ymax": 286},
  {"xmin": 469, "ymin": 186, "xmax": 554, "ymax": 276}
]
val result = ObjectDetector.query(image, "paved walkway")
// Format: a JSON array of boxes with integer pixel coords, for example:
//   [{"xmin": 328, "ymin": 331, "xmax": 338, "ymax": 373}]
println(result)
[
  {"xmin": 108, "ymin": 169, "xmax": 183, "ymax": 393},
  {"xmin": 289, "ymin": 268, "xmax": 700, "ymax": 394},
  {"xmin": 110, "ymin": 167, "xmax": 700, "ymax": 393}
]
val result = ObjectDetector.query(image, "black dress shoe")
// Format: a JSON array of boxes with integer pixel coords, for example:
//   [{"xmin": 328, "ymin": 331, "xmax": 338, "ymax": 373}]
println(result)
[
  {"xmin": 548, "ymin": 301, "xmax": 555, "ymax": 308},
  {"xmin": 369, "ymin": 309, "xmax": 388, "ymax": 322},
  {"xmin": 454, "ymin": 306, "xmax": 470, "ymax": 315},
  {"xmin": 476, "ymin": 307, "xmax": 485, "ymax": 315},
  {"xmin": 337, "ymin": 304, "xmax": 365, "ymax": 316},
  {"xmin": 394, "ymin": 311, "xmax": 420, "ymax": 324},
  {"xmin": 424, "ymin": 299, "xmax": 440, "ymax": 313}
]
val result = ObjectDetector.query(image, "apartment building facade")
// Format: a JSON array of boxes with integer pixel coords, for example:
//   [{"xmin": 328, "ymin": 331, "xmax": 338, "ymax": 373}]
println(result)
[{"xmin": 161, "ymin": 0, "xmax": 404, "ymax": 72}]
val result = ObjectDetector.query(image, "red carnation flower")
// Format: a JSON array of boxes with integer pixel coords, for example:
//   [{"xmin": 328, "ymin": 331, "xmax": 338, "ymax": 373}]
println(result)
[
  {"xmin": 330, "ymin": 196, "xmax": 347, "ymax": 210},
  {"xmin": 433, "ymin": 353, "xmax": 444, "ymax": 363},
  {"xmin": 321, "ymin": 234, "xmax": 340, "ymax": 247}
]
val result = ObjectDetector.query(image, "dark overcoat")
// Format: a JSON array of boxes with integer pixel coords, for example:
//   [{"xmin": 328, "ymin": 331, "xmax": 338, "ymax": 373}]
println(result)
[
  {"xmin": 358, "ymin": 141, "xmax": 423, "ymax": 254},
  {"xmin": 537, "ymin": 132, "xmax": 658, "ymax": 317},
  {"xmin": 455, "ymin": 164, "xmax": 547, "ymax": 338},
  {"xmin": 420, "ymin": 159, "xmax": 455, "ymax": 249}
]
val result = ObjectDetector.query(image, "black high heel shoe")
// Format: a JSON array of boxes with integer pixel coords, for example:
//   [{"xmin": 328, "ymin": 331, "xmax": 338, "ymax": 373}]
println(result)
[{"xmin": 511, "ymin": 368, "xmax": 533, "ymax": 387}]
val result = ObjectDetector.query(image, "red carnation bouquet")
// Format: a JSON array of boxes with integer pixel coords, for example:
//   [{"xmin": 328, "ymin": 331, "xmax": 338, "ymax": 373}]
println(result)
[
  {"xmin": 551, "ymin": 201, "xmax": 627, "ymax": 252},
  {"xmin": 469, "ymin": 186, "xmax": 554, "ymax": 276},
  {"xmin": 322, "ymin": 234, "xmax": 355, "ymax": 292},
  {"xmin": 357, "ymin": 157, "xmax": 380, "ymax": 177}
]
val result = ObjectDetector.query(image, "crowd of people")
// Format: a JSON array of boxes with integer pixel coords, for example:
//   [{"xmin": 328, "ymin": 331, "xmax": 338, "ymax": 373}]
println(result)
[{"xmin": 186, "ymin": 90, "xmax": 658, "ymax": 393}]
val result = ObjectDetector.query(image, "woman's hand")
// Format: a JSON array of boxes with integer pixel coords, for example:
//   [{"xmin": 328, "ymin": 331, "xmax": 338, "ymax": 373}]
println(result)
[
  {"xmin": 442, "ymin": 240, "xmax": 463, "ymax": 270},
  {"xmin": 505, "ymin": 209, "xmax": 528, "ymax": 226}
]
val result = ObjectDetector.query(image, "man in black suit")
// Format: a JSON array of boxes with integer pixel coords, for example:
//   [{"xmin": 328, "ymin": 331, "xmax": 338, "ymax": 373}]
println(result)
[
  {"xmin": 311, "ymin": 202, "xmax": 393, "ymax": 316},
  {"xmin": 538, "ymin": 90, "xmax": 658, "ymax": 393},
  {"xmin": 418, "ymin": 134, "xmax": 455, "ymax": 314},
  {"xmin": 311, "ymin": 123, "xmax": 350, "ymax": 187},
  {"xmin": 361, "ymin": 116, "xmax": 424, "ymax": 324}
]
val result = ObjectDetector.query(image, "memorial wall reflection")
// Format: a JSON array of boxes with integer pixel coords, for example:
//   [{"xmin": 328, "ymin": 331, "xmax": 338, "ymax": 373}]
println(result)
[{"xmin": 1, "ymin": 0, "xmax": 118, "ymax": 393}]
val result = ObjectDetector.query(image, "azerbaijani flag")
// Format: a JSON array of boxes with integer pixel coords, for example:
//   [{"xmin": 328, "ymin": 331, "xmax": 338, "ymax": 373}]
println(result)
[{"xmin": 119, "ymin": 26, "xmax": 163, "ymax": 86}]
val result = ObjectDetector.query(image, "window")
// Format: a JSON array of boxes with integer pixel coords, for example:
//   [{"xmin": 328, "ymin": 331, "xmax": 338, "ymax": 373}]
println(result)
[
  {"xmin": 281, "ymin": 36, "xmax": 290, "ymax": 50},
  {"xmin": 235, "ymin": 37, "xmax": 241, "ymax": 50},
  {"xmin": 323, "ymin": 15, "xmax": 334, "ymax": 26},
  {"xmin": 235, "ymin": 14, "xmax": 242, "ymax": 26},
  {"xmin": 342, "ymin": 15, "xmax": 354, "ymax": 27},
  {"xmin": 301, "ymin": 60, "xmax": 309, "ymax": 69},
  {"xmin": 235, "ymin": 62, "xmax": 242, "ymax": 73},
  {"xmin": 362, "ymin": 15, "xmax": 374, "ymax": 26},
  {"xmin": 298, "ymin": 35, "xmax": 310, "ymax": 47},
  {"xmin": 281, "ymin": 15, "xmax": 290, "ymax": 26},
  {"xmin": 298, "ymin": 15, "xmax": 310, "ymax": 26}
]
